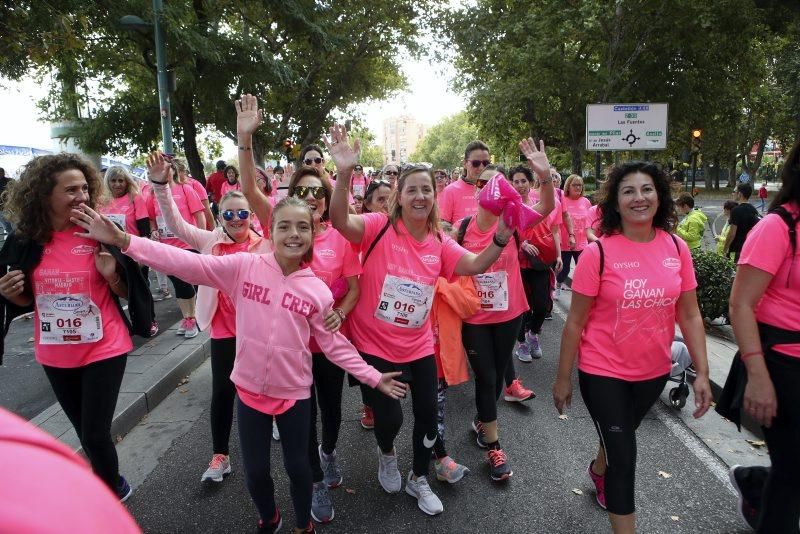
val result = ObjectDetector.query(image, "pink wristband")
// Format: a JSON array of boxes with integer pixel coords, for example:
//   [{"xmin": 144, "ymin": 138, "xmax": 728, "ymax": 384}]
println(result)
[{"xmin": 740, "ymin": 350, "xmax": 764, "ymax": 360}]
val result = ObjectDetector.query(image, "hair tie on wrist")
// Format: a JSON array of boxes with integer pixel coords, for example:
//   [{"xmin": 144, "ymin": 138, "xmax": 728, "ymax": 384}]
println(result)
[{"xmin": 740, "ymin": 350, "xmax": 763, "ymax": 360}]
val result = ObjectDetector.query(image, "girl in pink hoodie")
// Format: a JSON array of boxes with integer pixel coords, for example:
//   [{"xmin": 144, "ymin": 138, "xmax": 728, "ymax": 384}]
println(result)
[{"xmin": 70, "ymin": 193, "xmax": 407, "ymax": 534}]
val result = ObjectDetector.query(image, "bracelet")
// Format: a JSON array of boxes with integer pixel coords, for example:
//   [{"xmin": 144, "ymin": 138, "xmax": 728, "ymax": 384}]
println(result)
[
  {"xmin": 333, "ymin": 307, "xmax": 346, "ymax": 321},
  {"xmin": 150, "ymin": 179, "xmax": 168, "ymax": 185},
  {"xmin": 238, "ymin": 145, "xmax": 252, "ymax": 151},
  {"xmin": 740, "ymin": 350, "xmax": 764, "ymax": 360},
  {"xmin": 493, "ymin": 234, "xmax": 509, "ymax": 248}
]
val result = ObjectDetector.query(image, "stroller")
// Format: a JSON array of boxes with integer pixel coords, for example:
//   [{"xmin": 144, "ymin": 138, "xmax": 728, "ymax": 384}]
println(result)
[{"xmin": 668, "ymin": 336, "xmax": 695, "ymax": 410}]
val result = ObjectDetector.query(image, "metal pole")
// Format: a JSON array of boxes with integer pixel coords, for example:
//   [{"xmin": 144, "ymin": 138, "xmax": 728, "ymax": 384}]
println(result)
[
  {"xmin": 595, "ymin": 152, "xmax": 601, "ymax": 184},
  {"xmin": 690, "ymin": 152, "xmax": 698, "ymax": 193},
  {"xmin": 153, "ymin": 0, "xmax": 172, "ymax": 153}
]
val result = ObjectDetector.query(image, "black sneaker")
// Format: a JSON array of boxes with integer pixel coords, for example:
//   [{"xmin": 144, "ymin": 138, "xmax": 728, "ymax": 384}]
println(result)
[
  {"xmin": 685, "ymin": 363, "xmax": 697, "ymax": 378},
  {"xmin": 729, "ymin": 465, "xmax": 759, "ymax": 529},
  {"xmin": 257, "ymin": 509, "xmax": 283, "ymax": 533},
  {"xmin": 544, "ymin": 311, "xmax": 553, "ymax": 320},
  {"xmin": 471, "ymin": 416, "xmax": 488, "ymax": 449},
  {"xmin": 117, "ymin": 475, "xmax": 132, "ymax": 503},
  {"xmin": 487, "ymin": 448, "xmax": 513, "ymax": 481}
]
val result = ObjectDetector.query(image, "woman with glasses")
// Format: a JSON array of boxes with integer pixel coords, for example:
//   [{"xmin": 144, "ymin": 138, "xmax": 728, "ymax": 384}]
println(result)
[
  {"xmin": 434, "ymin": 170, "xmax": 448, "ymax": 194},
  {"xmin": 381, "ymin": 164, "xmax": 401, "ymax": 190},
  {"xmin": 145, "ymin": 152, "xmax": 270, "ymax": 486},
  {"xmin": 327, "ymin": 124, "xmax": 524, "ymax": 516},
  {"xmin": 352, "ymin": 165, "xmax": 369, "ymax": 198},
  {"xmin": 439, "ymin": 140, "xmax": 490, "ymax": 224},
  {"xmin": 557, "ymin": 174, "xmax": 592, "ymax": 292},
  {"xmin": 236, "ymin": 95, "xmax": 361, "ymax": 525},
  {"xmin": 144, "ymin": 158, "xmax": 206, "ymax": 339}
]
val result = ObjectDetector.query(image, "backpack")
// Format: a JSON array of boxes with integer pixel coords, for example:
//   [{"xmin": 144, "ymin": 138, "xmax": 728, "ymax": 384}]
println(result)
[
  {"xmin": 456, "ymin": 215, "xmax": 522, "ymax": 258},
  {"xmin": 768, "ymin": 205, "xmax": 799, "ymax": 287}
]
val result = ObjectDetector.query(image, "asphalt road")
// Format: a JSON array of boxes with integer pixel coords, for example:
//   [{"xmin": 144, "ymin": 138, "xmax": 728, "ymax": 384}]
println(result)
[{"xmin": 121, "ymin": 309, "xmax": 748, "ymax": 534}]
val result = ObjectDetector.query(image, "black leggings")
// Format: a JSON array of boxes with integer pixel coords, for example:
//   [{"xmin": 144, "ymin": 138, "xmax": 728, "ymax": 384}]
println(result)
[
  {"xmin": 757, "ymin": 350, "xmax": 800, "ymax": 533},
  {"xmin": 42, "ymin": 355, "xmax": 127, "ymax": 491},
  {"xmin": 209, "ymin": 337, "xmax": 237, "ymax": 455},
  {"xmin": 237, "ymin": 398, "xmax": 312, "ymax": 529},
  {"xmin": 518, "ymin": 268, "xmax": 551, "ymax": 340},
  {"xmin": 168, "ymin": 274, "xmax": 196, "ymax": 299},
  {"xmin": 309, "ymin": 353, "xmax": 345, "ymax": 482},
  {"xmin": 578, "ymin": 370, "xmax": 669, "ymax": 515},
  {"xmin": 557, "ymin": 250, "xmax": 582, "ymax": 284},
  {"xmin": 463, "ymin": 315, "xmax": 524, "ymax": 423},
  {"xmin": 361, "ymin": 352, "xmax": 437, "ymax": 477}
]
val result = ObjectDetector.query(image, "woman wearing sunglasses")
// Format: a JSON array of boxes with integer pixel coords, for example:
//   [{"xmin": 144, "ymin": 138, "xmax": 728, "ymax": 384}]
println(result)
[
  {"xmin": 326, "ymin": 124, "xmax": 523, "ymax": 516},
  {"xmin": 438, "ymin": 140, "xmax": 490, "ymax": 224},
  {"xmin": 381, "ymin": 164, "xmax": 401, "ymax": 190},
  {"xmin": 236, "ymin": 95, "xmax": 361, "ymax": 525},
  {"xmin": 145, "ymin": 152, "xmax": 271, "ymax": 486}
]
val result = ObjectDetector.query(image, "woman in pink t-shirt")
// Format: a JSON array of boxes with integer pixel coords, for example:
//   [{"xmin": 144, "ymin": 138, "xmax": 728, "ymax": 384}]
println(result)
[
  {"xmin": 221, "ymin": 165, "xmax": 242, "ymax": 198},
  {"xmin": 100, "ymin": 166, "xmax": 150, "ymax": 237},
  {"xmin": 557, "ymin": 174, "xmax": 592, "ymax": 290},
  {"xmin": 729, "ymin": 139, "xmax": 800, "ymax": 533},
  {"xmin": 351, "ymin": 164, "xmax": 370, "ymax": 197},
  {"xmin": 174, "ymin": 158, "xmax": 214, "ymax": 231},
  {"xmin": 459, "ymin": 159, "xmax": 553, "ymax": 483},
  {"xmin": 0, "ymin": 153, "xmax": 135, "ymax": 502},
  {"xmin": 554, "ymin": 161, "xmax": 712, "ymax": 532},
  {"xmin": 326, "ymin": 124, "xmax": 525, "ymax": 515}
]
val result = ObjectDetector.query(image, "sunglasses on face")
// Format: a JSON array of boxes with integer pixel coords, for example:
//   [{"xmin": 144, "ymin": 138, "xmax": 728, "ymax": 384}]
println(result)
[
  {"xmin": 435, "ymin": 174, "xmax": 447, "ymax": 180},
  {"xmin": 355, "ymin": 167, "xmax": 363, "ymax": 172},
  {"xmin": 221, "ymin": 209, "xmax": 251, "ymax": 221},
  {"xmin": 304, "ymin": 157, "xmax": 323, "ymax": 165},
  {"xmin": 290, "ymin": 185, "xmax": 326, "ymax": 199},
  {"xmin": 469, "ymin": 159, "xmax": 491, "ymax": 168},
  {"xmin": 383, "ymin": 170, "xmax": 399, "ymax": 176}
]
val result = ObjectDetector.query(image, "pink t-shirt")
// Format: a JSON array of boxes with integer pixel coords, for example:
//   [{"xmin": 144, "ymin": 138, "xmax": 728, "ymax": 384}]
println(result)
[
  {"xmin": 571, "ymin": 230, "xmax": 697, "ymax": 380},
  {"xmin": 220, "ymin": 180, "xmax": 242, "ymax": 197},
  {"xmin": 99, "ymin": 194, "xmax": 148, "ymax": 236},
  {"xmin": 349, "ymin": 213, "xmax": 468, "ymax": 362},
  {"xmin": 308, "ymin": 226, "xmax": 362, "ymax": 353},
  {"xmin": 439, "ymin": 179, "xmax": 478, "ymax": 223},
  {"xmin": 187, "ymin": 177, "xmax": 208, "ymax": 203},
  {"xmin": 352, "ymin": 175, "xmax": 370, "ymax": 197},
  {"xmin": 530, "ymin": 190, "xmax": 563, "ymax": 229},
  {"xmin": 146, "ymin": 183, "xmax": 204, "ymax": 249},
  {"xmin": 561, "ymin": 196, "xmax": 593, "ymax": 251},
  {"xmin": 210, "ymin": 240, "xmax": 251, "ymax": 339},
  {"xmin": 236, "ymin": 386, "xmax": 296, "ymax": 415},
  {"xmin": 460, "ymin": 217, "xmax": 529, "ymax": 324},
  {"xmin": 32, "ymin": 230, "xmax": 133, "ymax": 368},
  {"xmin": 588, "ymin": 204, "xmax": 602, "ymax": 235},
  {"xmin": 738, "ymin": 203, "xmax": 800, "ymax": 357}
]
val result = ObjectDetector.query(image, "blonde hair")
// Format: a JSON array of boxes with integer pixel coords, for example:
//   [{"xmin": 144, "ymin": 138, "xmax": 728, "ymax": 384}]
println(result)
[
  {"xmin": 104, "ymin": 166, "xmax": 139, "ymax": 203},
  {"xmin": 563, "ymin": 174, "xmax": 583, "ymax": 196},
  {"xmin": 388, "ymin": 165, "xmax": 440, "ymax": 238}
]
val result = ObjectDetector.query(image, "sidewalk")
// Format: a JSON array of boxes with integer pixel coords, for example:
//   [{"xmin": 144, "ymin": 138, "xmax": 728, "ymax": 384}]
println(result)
[{"xmin": 31, "ymin": 320, "xmax": 210, "ymax": 453}]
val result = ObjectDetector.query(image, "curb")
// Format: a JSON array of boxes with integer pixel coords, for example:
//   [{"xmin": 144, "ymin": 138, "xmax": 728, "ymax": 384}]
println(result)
[{"xmin": 30, "ymin": 320, "xmax": 211, "ymax": 453}]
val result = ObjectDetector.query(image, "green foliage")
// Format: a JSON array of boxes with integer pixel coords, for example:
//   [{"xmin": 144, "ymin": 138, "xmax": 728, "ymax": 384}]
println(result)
[
  {"xmin": 410, "ymin": 112, "xmax": 480, "ymax": 170},
  {"xmin": 690, "ymin": 249, "xmax": 735, "ymax": 321}
]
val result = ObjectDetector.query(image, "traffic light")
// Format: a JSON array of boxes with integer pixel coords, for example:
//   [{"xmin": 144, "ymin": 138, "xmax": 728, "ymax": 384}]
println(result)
[{"xmin": 691, "ymin": 129, "xmax": 703, "ymax": 153}]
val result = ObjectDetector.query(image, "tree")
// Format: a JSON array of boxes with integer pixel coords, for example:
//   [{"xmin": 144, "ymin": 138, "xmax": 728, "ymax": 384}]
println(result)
[{"xmin": 410, "ymin": 112, "xmax": 479, "ymax": 170}]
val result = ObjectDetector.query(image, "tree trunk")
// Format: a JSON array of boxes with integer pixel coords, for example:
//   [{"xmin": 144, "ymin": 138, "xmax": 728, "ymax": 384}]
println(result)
[
  {"xmin": 174, "ymin": 93, "xmax": 205, "ymax": 186},
  {"xmin": 704, "ymin": 160, "xmax": 712, "ymax": 189},
  {"xmin": 252, "ymin": 137, "xmax": 268, "ymax": 168},
  {"xmin": 570, "ymin": 142, "xmax": 582, "ymax": 175},
  {"xmin": 713, "ymin": 157, "xmax": 721, "ymax": 189},
  {"xmin": 727, "ymin": 154, "xmax": 738, "ymax": 188}
]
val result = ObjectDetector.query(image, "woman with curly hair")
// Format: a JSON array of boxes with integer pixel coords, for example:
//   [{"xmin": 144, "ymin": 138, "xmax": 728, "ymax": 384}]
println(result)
[
  {"xmin": 553, "ymin": 161, "xmax": 713, "ymax": 534},
  {"xmin": 0, "ymin": 153, "xmax": 135, "ymax": 501}
]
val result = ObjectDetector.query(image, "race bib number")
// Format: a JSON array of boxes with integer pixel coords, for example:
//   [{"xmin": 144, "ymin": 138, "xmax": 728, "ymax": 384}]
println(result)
[
  {"xmin": 353, "ymin": 184, "xmax": 365, "ymax": 197},
  {"xmin": 36, "ymin": 272, "xmax": 103, "ymax": 344},
  {"xmin": 473, "ymin": 271, "xmax": 508, "ymax": 311},
  {"xmin": 375, "ymin": 274, "xmax": 434, "ymax": 328},
  {"xmin": 106, "ymin": 213, "xmax": 126, "ymax": 230},
  {"xmin": 156, "ymin": 215, "xmax": 175, "ymax": 238}
]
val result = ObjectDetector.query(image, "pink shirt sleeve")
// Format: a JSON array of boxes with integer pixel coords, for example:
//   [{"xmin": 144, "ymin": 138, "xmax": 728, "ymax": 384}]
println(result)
[
  {"xmin": 182, "ymin": 184, "xmax": 204, "ymax": 215},
  {"xmin": 341, "ymin": 239, "xmax": 362, "ymax": 278},
  {"xmin": 190, "ymin": 179, "xmax": 207, "ymax": 202},
  {"xmin": 439, "ymin": 234, "xmax": 469, "ymax": 279},
  {"xmin": 571, "ymin": 242, "xmax": 601, "ymax": 296},
  {"xmin": 739, "ymin": 214, "xmax": 791, "ymax": 275},
  {"xmin": 133, "ymin": 194, "xmax": 148, "ymax": 220}
]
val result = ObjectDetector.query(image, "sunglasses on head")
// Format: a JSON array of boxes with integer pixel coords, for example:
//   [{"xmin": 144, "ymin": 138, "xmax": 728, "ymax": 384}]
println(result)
[
  {"xmin": 290, "ymin": 185, "xmax": 326, "ymax": 199},
  {"xmin": 221, "ymin": 209, "xmax": 251, "ymax": 221},
  {"xmin": 469, "ymin": 159, "xmax": 491, "ymax": 168},
  {"xmin": 435, "ymin": 173, "xmax": 447, "ymax": 180},
  {"xmin": 304, "ymin": 157, "xmax": 323, "ymax": 165}
]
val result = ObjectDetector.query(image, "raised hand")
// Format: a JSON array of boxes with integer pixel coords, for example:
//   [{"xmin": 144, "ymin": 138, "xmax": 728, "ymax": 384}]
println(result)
[
  {"xmin": 146, "ymin": 152, "xmax": 173, "ymax": 184},
  {"xmin": 519, "ymin": 137, "xmax": 551, "ymax": 178},
  {"xmin": 70, "ymin": 204, "xmax": 129, "ymax": 249},
  {"xmin": 322, "ymin": 123, "xmax": 361, "ymax": 175},
  {"xmin": 235, "ymin": 93, "xmax": 263, "ymax": 136},
  {"xmin": 376, "ymin": 371, "xmax": 408, "ymax": 400}
]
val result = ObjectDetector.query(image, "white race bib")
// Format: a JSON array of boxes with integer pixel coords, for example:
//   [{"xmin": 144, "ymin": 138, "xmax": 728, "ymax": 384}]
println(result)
[
  {"xmin": 36, "ymin": 272, "xmax": 103, "ymax": 344},
  {"xmin": 473, "ymin": 271, "xmax": 509, "ymax": 311},
  {"xmin": 106, "ymin": 213, "xmax": 126, "ymax": 230},
  {"xmin": 375, "ymin": 274, "xmax": 434, "ymax": 328},
  {"xmin": 156, "ymin": 215, "xmax": 175, "ymax": 238},
  {"xmin": 353, "ymin": 184, "xmax": 365, "ymax": 197}
]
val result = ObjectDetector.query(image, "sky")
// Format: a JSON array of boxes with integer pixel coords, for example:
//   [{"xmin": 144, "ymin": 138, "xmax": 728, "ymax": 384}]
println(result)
[{"xmin": 0, "ymin": 55, "xmax": 466, "ymax": 162}]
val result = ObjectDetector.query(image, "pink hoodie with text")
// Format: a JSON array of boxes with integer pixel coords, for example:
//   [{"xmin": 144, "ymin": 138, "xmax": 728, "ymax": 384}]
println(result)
[{"xmin": 123, "ymin": 236, "xmax": 381, "ymax": 399}]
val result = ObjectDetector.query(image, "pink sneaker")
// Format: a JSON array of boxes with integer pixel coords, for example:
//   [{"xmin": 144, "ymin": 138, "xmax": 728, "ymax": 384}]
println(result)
[{"xmin": 588, "ymin": 460, "xmax": 607, "ymax": 509}]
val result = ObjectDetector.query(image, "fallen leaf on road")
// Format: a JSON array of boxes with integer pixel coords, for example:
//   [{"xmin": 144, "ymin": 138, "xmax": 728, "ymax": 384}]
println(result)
[
  {"xmin": 558, "ymin": 414, "xmax": 568, "ymax": 420},
  {"xmin": 571, "ymin": 489, "xmax": 583, "ymax": 495},
  {"xmin": 345, "ymin": 488, "xmax": 356, "ymax": 494},
  {"xmin": 177, "ymin": 377, "xmax": 189, "ymax": 386},
  {"xmin": 671, "ymin": 516, "xmax": 680, "ymax": 521},
  {"xmin": 179, "ymin": 388, "xmax": 188, "ymax": 394},
  {"xmin": 27, "ymin": 337, "xmax": 34, "ymax": 342},
  {"xmin": 746, "ymin": 439, "xmax": 766, "ymax": 448},
  {"xmin": 658, "ymin": 471, "xmax": 672, "ymax": 479}
]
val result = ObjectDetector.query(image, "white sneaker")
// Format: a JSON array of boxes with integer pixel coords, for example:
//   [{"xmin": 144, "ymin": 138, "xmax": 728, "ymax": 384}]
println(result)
[
  {"xmin": 377, "ymin": 447, "xmax": 402, "ymax": 493},
  {"xmin": 184, "ymin": 318, "xmax": 199, "ymax": 338},
  {"xmin": 554, "ymin": 286, "xmax": 561, "ymax": 300},
  {"xmin": 176, "ymin": 317, "xmax": 188, "ymax": 335},
  {"xmin": 272, "ymin": 420, "xmax": 280, "ymax": 441},
  {"xmin": 405, "ymin": 472, "xmax": 443, "ymax": 515},
  {"xmin": 201, "ymin": 454, "xmax": 231, "ymax": 482}
]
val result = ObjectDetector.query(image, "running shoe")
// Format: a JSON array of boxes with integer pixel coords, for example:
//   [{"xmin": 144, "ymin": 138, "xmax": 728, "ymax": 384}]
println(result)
[
  {"xmin": 471, "ymin": 416, "xmax": 488, "ymax": 449},
  {"xmin": 201, "ymin": 454, "xmax": 231, "ymax": 483},
  {"xmin": 434, "ymin": 456, "xmax": 470, "ymax": 484},
  {"xmin": 272, "ymin": 420, "xmax": 280, "ymax": 441},
  {"xmin": 319, "ymin": 445, "xmax": 343, "ymax": 488},
  {"xmin": 554, "ymin": 286, "xmax": 561, "ymax": 300},
  {"xmin": 528, "ymin": 333, "xmax": 543, "ymax": 359},
  {"xmin": 148, "ymin": 321, "xmax": 160, "ymax": 337},
  {"xmin": 377, "ymin": 447, "xmax": 402, "ymax": 493},
  {"xmin": 184, "ymin": 317, "xmax": 199, "ymax": 338},
  {"xmin": 176, "ymin": 318, "xmax": 188, "ymax": 335},
  {"xmin": 257, "ymin": 509, "xmax": 282, "ymax": 533},
  {"xmin": 544, "ymin": 311, "xmax": 553, "ymax": 320},
  {"xmin": 503, "ymin": 378, "xmax": 536, "ymax": 402},
  {"xmin": 405, "ymin": 472, "xmax": 444, "ymax": 515},
  {"xmin": 729, "ymin": 465, "xmax": 759, "ymax": 529},
  {"xmin": 515, "ymin": 341, "xmax": 532, "ymax": 363},
  {"xmin": 297, "ymin": 521, "xmax": 316, "ymax": 533},
  {"xmin": 487, "ymin": 448, "xmax": 513, "ymax": 481},
  {"xmin": 588, "ymin": 460, "xmax": 607, "ymax": 509},
  {"xmin": 152, "ymin": 287, "xmax": 172, "ymax": 302},
  {"xmin": 685, "ymin": 363, "xmax": 697, "ymax": 378},
  {"xmin": 117, "ymin": 475, "xmax": 133, "ymax": 503},
  {"xmin": 360, "ymin": 405, "xmax": 374, "ymax": 429},
  {"xmin": 311, "ymin": 481, "xmax": 334, "ymax": 523}
]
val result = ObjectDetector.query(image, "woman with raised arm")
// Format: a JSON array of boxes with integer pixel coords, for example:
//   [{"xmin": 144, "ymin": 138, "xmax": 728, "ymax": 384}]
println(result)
[
  {"xmin": 552, "ymin": 162, "xmax": 712, "ymax": 534},
  {"xmin": 326, "ymin": 124, "xmax": 521, "ymax": 516}
]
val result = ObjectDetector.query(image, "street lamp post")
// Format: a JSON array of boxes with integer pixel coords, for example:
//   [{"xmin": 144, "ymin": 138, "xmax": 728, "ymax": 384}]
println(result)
[{"xmin": 120, "ymin": 0, "xmax": 173, "ymax": 154}]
